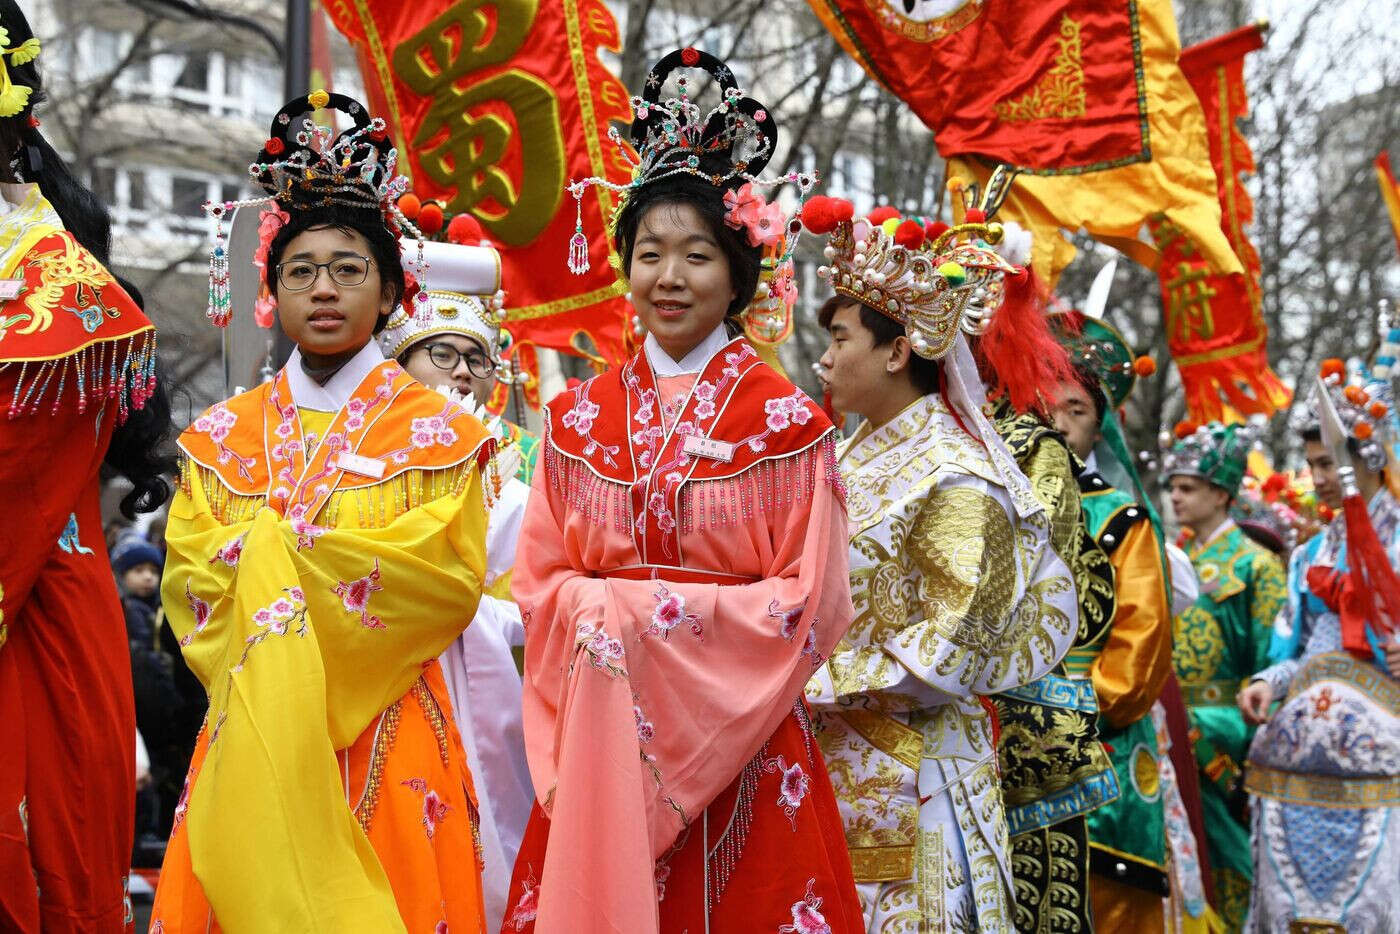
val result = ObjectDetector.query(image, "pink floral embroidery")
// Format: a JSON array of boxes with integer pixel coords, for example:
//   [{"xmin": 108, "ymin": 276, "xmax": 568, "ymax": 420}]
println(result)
[
  {"xmin": 635, "ymin": 705, "xmax": 655, "ymax": 743},
  {"xmin": 575, "ymin": 620, "xmax": 626, "ymax": 677},
  {"xmin": 654, "ymin": 859, "xmax": 672, "ymax": 902},
  {"xmin": 192, "ymin": 403, "xmax": 257, "ymax": 481},
  {"xmin": 193, "ymin": 403, "xmax": 236, "ymax": 443},
  {"xmin": 401, "ymin": 778, "xmax": 451, "ymax": 838},
  {"xmin": 410, "ymin": 413, "xmax": 458, "ymax": 448},
  {"xmin": 182, "ymin": 582, "xmax": 212, "ymax": 647},
  {"xmin": 693, "ymin": 379, "xmax": 719, "ymax": 420},
  {"xmin": 507, "ymin": 867, "xmax": 539, "ymax": 931},
  {"xmin": 763, "ymin": 755, "xmax": 811, "ymax": 830},
  {"xmin": 802, "ymin": 623, "xmax": 823, "ymax": 670},
  {"xmin": 764, "ymin": 394, "xmax": 813, "ymax": 433},
  {"xmin": 768, "ymin": 599, "xmax": 805, "ymax": 641},
  {"xmin": 287, "ymin": 502, "xmax": 328, "ymax": 551},
  {"xmin": 209, "ymin": 533, "xmax": 245, "ymax": 567},
  {"xmin": 562, "ymin": 396, "xmax": 599, "ymax": 433},
  {"xmin": 562, "ymin": 383, "xmax": 619, "ymax": 466},
  {"xmin": 645, "ymin": 583, "xmax": 702, "ymax": 640},
  {"xmin": 171, "ymin": 767, "xmax": 194, "ymax": 831},
  {"xmin": 234, "ymin": 587, "xmax": 308, "ymax": 671},
  {"xmin": 778, "ymin": 879, "xmax": 831, "ymax": 934},
  {"xmin": 334, "ymin": 558, "xmax": 385, "ymax": 629}
]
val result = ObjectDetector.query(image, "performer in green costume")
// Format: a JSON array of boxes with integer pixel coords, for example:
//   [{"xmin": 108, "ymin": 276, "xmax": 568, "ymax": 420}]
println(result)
[
  {"xmin": 1049, "ymin": 312, "xmax": 1177, "ymax": 932},
  {"xmin": 1163, "ymin": 425, "xmax": 1286, "ymax": 931}
]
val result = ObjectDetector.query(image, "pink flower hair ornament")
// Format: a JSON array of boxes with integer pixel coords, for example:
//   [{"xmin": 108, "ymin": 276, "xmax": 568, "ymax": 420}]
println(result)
[{"xmin": 251, "ymin": 204, "xmax": 290, "ymax": 328}]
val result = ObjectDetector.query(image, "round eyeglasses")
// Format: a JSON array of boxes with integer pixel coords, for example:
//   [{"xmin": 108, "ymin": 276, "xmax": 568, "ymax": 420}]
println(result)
[
  {"xmin": 419, "ymin": 341, "xmax": 496, "ymax": 380},
  {"xmin": 276, "ymin": 255, "xmax": 373, "ymax": 291}
]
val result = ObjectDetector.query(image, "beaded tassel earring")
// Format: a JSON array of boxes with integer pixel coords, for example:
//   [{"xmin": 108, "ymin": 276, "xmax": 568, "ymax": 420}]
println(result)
[
  {"xmin": 207, "ymin": 201, "xmax": 232, "ymax": 327},
  {"xmin": 567, "ymin": 184, "xmax": 590, "ymax": 275}
]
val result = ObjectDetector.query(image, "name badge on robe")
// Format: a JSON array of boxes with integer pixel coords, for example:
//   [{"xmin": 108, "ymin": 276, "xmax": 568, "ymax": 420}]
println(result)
[
  {"xmin": 683, "ymin": 434, "xmax": 736, "ymax": 463},
  {"xmin": 0, "ymin": 279, "xmax": 24, "ymax": 301},
  {"xmin": 335, "ymin": 451, "xmax": 387, "ymax": 479}
]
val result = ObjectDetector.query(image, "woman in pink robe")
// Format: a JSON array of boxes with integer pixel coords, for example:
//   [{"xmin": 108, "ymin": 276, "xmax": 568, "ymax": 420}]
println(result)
[{"xmin": 500, "ymin": 48, "xmax": 861, "ymax": 934}]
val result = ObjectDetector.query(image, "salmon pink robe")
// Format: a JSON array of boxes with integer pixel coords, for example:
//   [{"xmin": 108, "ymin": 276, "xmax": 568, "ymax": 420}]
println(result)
[{"xmin": 501, "ymin": 333, "xmax": 862, "ymax": 933}]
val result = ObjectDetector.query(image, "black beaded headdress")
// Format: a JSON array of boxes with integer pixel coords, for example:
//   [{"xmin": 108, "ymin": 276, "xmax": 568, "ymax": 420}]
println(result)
[{"xmin": 203, "ymin": 90, "xmax": 424, "ymax": 328}]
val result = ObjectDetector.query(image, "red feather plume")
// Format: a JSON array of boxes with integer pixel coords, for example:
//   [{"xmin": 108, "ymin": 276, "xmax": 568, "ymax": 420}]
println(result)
[{"xmin": 974, "ymin": 267, "xmax": 1075, "ymax": 413}]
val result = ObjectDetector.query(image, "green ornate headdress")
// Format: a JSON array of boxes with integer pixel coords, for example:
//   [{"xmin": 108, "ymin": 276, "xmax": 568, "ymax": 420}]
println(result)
[
  {"xmin": 1051, "ymin": 310, "xmax": 1152, "ymax": 409},
  {"xmin": 1161, "ymin": 421, "xmax": 1257, "ymax": 496}
]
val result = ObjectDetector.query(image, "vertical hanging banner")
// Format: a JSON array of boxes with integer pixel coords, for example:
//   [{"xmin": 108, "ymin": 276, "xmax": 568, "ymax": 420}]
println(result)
[
  {"xmin": 322, "ymin": 0, "xmax": 635, "ymax": 393},
  {"xmin": 1147, "ymin": 22, "xmax": 1289, "ymax": 422},
  {"xmin": 1378, "ymin": 151, "xmax": 1400, "ymax": 257}
]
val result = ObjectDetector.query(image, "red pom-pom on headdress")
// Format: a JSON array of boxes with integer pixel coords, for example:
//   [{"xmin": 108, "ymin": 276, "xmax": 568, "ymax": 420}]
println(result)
[
  {"xmin": 1174, "ymin": 420, "xmax": 1199, "ymax": 439},
  {"xmin": 974, "ymin": 267, "xmax": 1075, "ymax": 413},
  {"xmin": 894, "ymin": 219, "xmax": 925, "ymax": 249},
  {"xmin": 447, "ymin": 213, "xmax": 485, "ymax": 245},
  {"xmin": 866, "ymin": 205, "xmax": 900, "ymax": 225},
  {"xmin": 417, "ymin": 202, "xmax": 445, "ymax": 235},
  {"xmin": 924, "ymin": 220, "xmax": 950, "ymax": 240},
  {"xmin": 801, "ymin": 196, "xmax": 853, "ymax": 235},
  {"xmin": 963, "ymin": 208, "xmax": 987, "ymax": 223}
]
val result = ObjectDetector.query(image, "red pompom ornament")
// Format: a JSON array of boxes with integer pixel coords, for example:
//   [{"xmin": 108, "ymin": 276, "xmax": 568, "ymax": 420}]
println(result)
[
  {"xmin": 801, "ymin": 196, "xmax": 854, "ymax": 235},
  {"xmin": 1355, "ymin": 421, "xmax": 1374, "ymax": 440},
  {"xmin": 447, "ymin": 213, "xmax": 485, "ymax": 245},
  {"xmin": 866, "ymin": 206, "xmax": 900, "ymax": 225},
  {"xmin": 1344, "ymin": 385, "xmax": 1369, "ymax": 406},
  {"xmin": 1320, "ymin": 358, "xmax": 1346, "ymax": 380},
  {"xmin": 1319, "ymin": 504, "xmax": 1335, "ymax": 522},
  {"xmin": 924, "ymin": 220, "xmax": 950, "ymax": 241},
  {"xmin": 265, "ymin": 137, "xmax": 285, "ymax": 156},
  {"xmin": 1174, "ymin": 420, "xmax": 1198, "ymax": 439},
  {"xmin": 1370, "ymin": 401, "xmax": 1389, "ymax": 419},
  {"xmin": 397, "ymin": 193, "xmax": 422, "ymax": 221},
  {"xmin": 963, "ymin": 208, "xmax": 987, "ymax": 223},
  {"xmin": 893, "ymin": 219, "xmax": 925, "ymax": 249},
  {"xmin": 417, "ymin": 202, "xmax": 445, "ymax": 235},
  {"xmin": 1133, "ymin": 356, "xmax": 1156, "ymax": 377}
]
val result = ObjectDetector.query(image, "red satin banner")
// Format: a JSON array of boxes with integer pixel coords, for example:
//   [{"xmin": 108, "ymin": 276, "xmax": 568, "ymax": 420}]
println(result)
[
  {"xmin": 322, "ymin": 0, "xmax": 635, "ymax": 400},
  {"xmin": 806, "ymin": 0, "xmax": 1152, "ymax": 173},
  {"xmin": 1149, "ymin": 23, "xmax": 1290, "ymax": 422}
]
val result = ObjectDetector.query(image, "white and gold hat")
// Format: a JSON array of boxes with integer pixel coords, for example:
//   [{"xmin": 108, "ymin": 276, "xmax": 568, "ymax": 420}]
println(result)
[{"xmin": 379, "ymin": 237, "xmax": 506, "ymax": 361}]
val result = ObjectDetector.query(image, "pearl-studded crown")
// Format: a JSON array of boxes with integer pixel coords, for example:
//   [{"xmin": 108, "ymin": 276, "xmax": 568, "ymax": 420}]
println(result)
[{"xmin": 815, "ymin": 212, "xmax": 1017, "ymax": 361}]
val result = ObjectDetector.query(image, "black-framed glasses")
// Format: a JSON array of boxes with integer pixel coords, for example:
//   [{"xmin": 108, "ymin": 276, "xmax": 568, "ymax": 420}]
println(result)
[
  {"xmin": 418, "ymin": 341, "xmax": 496, "ymax": 380},
  {"xmin": 276, "ymin": 255, "xmax": 373, "ymax": 291}
]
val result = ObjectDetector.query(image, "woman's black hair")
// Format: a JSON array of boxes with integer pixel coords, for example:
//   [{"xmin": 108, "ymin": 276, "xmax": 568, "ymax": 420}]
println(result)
[
  {"xmin": 0, "ymin": 0, "xmax": 113, "ymax": 264},
  {"xmin": 107, "ymin": 278, "xmax": 177, "ymax": 519},
  {"xmin": 817, "ymin": 294, "xmax": 940, "ymax": 396},
  {"xmin": 264, "ymin": 203, "xmax": 405, "ymax": 335},
  {"xmin": 613, "ymin": 158, "xmax": 761, "ymax": 323}
]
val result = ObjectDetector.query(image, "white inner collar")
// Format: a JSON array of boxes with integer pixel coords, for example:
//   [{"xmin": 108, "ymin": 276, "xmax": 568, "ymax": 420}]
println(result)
[
  {"xmin": 285, "ymin": 341, "xmax": 387, "ymax": 412},
  {"xmin": 643, "ymin": 323, "xmax": 731, "ymax": 377}
]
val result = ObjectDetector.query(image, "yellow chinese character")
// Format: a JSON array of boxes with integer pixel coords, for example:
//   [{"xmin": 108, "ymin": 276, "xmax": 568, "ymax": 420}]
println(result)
[{"xmin": 393, "ymin": 0, "xmax": 565, "ymax": 245}]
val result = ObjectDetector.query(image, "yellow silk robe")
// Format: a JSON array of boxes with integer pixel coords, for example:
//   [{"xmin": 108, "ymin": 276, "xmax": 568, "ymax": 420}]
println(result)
[{"xmin": 150, "ymin": 345, "xmax": 494, "ymax": 934}]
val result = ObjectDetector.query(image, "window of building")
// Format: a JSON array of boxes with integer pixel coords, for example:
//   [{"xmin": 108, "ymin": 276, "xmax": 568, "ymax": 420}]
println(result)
[
  {"xmin": 175, "ymin": 52, "xmax": 210, "ymax": 92},
  {"xmin": 128, "ymin": 171, "xmax": 148, "ymax": 212},
  {"xmin": 90, "ymin": 165, "xmax": 117, "ymax": 206},
  {"xmin": 172, "ymin": 177, "xmax": 209, "ymax": 218}
]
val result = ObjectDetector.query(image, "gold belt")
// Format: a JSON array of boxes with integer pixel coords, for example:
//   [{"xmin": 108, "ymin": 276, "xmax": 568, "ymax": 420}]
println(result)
[
  {"xmin": 1245, "ymin": 763, "xmax": 1400, "ymax": 808},
  {"xmin": 838, "ymin": 709, "xmax": 922, "ymax": 771},
  {"xmin": 1180, "ymin": 678, "xmax": 1241, "ymax": 707},
  {"xmin": 848, "ymin": 843, "xmax": 914, "ymax": 883}
]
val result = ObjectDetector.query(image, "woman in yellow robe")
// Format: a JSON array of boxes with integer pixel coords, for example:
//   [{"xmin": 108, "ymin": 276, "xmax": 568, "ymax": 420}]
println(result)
[{"xmin": 149, "ymin": 92, "xmax": 494, "ymax": 933}]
